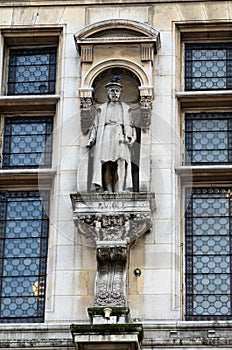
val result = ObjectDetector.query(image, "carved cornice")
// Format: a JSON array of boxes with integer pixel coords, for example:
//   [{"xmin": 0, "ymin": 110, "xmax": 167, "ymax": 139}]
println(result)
[{"xmin": 75, "ymin": 20, "xmax": 161, "ymax": 63}]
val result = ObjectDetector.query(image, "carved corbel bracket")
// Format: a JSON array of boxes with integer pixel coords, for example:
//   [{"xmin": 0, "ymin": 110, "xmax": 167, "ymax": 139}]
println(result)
[
  {"xmin": 70, "ymin": 192, "xmax": 155, "ymax": 307},
  {"xmin": 79, "ymin": 88, "xmax": 95, "ymax": 133},
  {"xmin": 95, "ymin": 242, "xmax": 127, "ymax": 307},
  {"xmin": 139, "ymin": 87, "xmax": 153, "ymax": 130}
]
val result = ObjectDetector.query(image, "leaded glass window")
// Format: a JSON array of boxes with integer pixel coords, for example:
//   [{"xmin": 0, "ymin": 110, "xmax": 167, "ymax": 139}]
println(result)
[
  {"xmin": 185, "ymin": 112, "xmax": 232, "ymax": 165},
  {"xmin": 0, "ymin": 191, "xmax": 49, "ymax": 323},
  {"xmin": 185, "ymin": 187, "xmax": 232, "ymax": 320},
  {"xmin": 185, "ymin": 43, "xmax": 232, "ymax": 91},
  {"xmin": 7, "ymin": 48, "xmax": 57, "ymax": 95},
  {"xmin": 2, "ymin": 116, "xmax": 53, "ymax": 169}
]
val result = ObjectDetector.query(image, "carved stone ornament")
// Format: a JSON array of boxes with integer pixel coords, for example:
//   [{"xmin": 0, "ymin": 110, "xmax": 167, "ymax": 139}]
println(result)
[
  {"xmin": 140, "ymin": 95, "xmax": 152, "ymax": 130},
  {"xmin": 71, "ymin": 192, "xmax": 155, "ymax": 307},
  {"xmin": 80, "ymin": 97, "xmax": 96, "ymax": 134},
  {"xmin": 95, "ymin": 244, "xmax": 127, "ymax": 306},
  {"xmin": 80, "ymin": 96, "xmax": 92, "ymax": 109}
]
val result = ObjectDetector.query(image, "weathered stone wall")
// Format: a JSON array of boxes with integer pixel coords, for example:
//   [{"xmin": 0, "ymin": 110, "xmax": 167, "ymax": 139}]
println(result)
[{"xmin": 0, "ymin": 1, "xmax": 232, "ymax": 348}]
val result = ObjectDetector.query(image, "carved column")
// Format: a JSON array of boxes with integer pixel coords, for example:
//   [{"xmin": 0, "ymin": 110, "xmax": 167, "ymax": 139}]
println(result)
[{"xmin": 71, "ymin": 192, "xmax": 155, "ymax": 309}]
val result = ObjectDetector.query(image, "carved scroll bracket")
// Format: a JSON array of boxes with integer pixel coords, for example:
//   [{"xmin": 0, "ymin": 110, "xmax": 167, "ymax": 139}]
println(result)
[{"xmin": 70, "ymin": 192, "xmax": 155, "ymax": 308}]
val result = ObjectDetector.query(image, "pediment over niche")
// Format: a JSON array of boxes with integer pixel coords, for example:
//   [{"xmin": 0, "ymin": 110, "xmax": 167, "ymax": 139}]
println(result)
[{"xmin": 75, "ymin": 19, "xmax": 161, "ymax": 56}]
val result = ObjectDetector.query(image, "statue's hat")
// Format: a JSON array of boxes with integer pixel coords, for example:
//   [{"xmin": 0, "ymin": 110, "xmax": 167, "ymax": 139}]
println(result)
[{"xmin": 105, "ymin": 75, "xmax": 122, "ymax": 89}]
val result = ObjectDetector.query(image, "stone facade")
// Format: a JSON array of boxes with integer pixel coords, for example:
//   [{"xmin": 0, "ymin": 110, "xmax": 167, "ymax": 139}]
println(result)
[{"xmin": 0, "ymin": 0, "xmax": 232, "ymax": 349}]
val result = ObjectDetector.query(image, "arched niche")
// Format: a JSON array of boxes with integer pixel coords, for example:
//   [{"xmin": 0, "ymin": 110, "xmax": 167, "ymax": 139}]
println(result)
[
  {"xmin": 75, "ymin": 19, "xmax": 160, "ymax": 193},
  {"xmin": 75, "ymin": 19, "xmax": 160, "ymax": 99},
  {"xmin": 86, "ymin": 68, "xmax": 141, "ymax": 192},
  {"xmin": 92, "ymin": 67, "xmax": 140, "ymax": 104}
]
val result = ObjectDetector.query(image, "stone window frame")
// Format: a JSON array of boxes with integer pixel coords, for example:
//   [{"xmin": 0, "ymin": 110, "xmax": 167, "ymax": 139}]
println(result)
[
  {"xmin": 176, "ymin": 23, "xmax": 232, "ymax": 181},
  {"xmin": 0, "ymin": 112, "xmax": 54, "ymax": 170},
  {"xmin": 6, "ymin": 47, "xmax": 57, "ymax": 96},
  {"xmin": 1, "ymin": 29, "xmax": 61, "ymax": 95},
  {"xmin": 184, "ymin": 42, "xmax": 232, "ymax": 92},
  {"xmin": 175, "ymin": 23, "xmax": 232, "ymax": 321},
  {"xmin": 184, "ymin": 111, "xmax": 232, "ymax": 166},
  {"xmin": 184, "ymin": 185, "xmax": 232, "ymax": 321},
  {"xmin": 0, "ymin": 28, "xmax": 61, "ymax": 189},
  {"xmin": 0, "ymin": 28, "xmax": 62, "ymax": 323},
  {"xmin": 0, "ymin": 189, "xmax": 50, "ymax": 323}
]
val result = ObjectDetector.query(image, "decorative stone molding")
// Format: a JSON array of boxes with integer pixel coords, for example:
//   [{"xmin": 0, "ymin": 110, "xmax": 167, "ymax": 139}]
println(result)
[
  {"xmin": 71, "ymin": 193, "xmax": 155, "ymax": 308},
  {"xmin": 74, "ymin": 19, "xmax": 160, "ymax": 89},
  {"xmin": 71, "ymin": 324, "xmax": 143, "ymax": 350},
  {"xmin": 140, "ymin": 44, "xmax": 154, "ymax": 62},
  {"xmin": 71, "ymin": 193, "xmax": 155, "ymax": 242},
  {"xmin": 95, "ymin": 243, "xmax": 127, "ymax": 307},
  {"xmin": 139, "ymin": 95, "xmax": 152, "ymax": 130},
  {"xmin": 80, "ymin": 45, "xmax": 93, "ymax": 63},
  {"xmin": 79, "ymin": 88, "xmax": 95, "ymax": 133},
  {"xmin": 80, "ymin": 96, "xmax": 92, "ymax": 109},
  {"xmin": 75, "ymin": 19, "xmax": 160, "ymax": 55},
  {"xmin": 139, "ymin": 87, "xmax": 153, "ymax": 129}
]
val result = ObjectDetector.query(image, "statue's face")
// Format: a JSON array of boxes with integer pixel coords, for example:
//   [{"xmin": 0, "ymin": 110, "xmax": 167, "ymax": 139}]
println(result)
[{"xmin": 107, "ymin": 87, "xmax": 121, "ymax": 102}]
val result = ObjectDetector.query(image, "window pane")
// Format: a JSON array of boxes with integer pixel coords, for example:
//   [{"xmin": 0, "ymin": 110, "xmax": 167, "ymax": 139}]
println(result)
[
  {"xmin": 185, "ymin": 113, "xmax": 232, "ymax": 165},
  {"xmin": 0, "ymin": 191, "xmax": 49, "ymax": 323},
  {"xmin": 185, "ymin": 43, "xmax": 232, "ymax": 91},
  {"xmin": 185, "ymin": 187, "xmax": 232, "ymax": 320},
  {"xmin": 7, "ymin": 48, "xmax": 57, "ymax": 95},
  {"xmin": 2, "ymin": 116, "xmax": 53, "ymax": 169}
]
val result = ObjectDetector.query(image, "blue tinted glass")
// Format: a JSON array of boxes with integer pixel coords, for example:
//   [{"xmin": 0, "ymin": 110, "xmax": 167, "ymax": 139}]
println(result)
[
  {"xmin": 185, "ymin": 113, "xmax": 232, "ymax": 165},
  {"xmin": 185, "ymin": 187, "xmax": 232, "ymax": 321},
  {"xmin": 3, "ymin": 116, "xmax": 53, "ymax": 169},
  {"xmin": 0, "ymin": 191, "xmax": 49, "ymax": 323},
  {"xmin": 8, "ymin": 48, "xmax": 56, "ymax": 95},
  {"xmin": 185, "ymin": 43, "xmax": 232, "ymax": 91}
]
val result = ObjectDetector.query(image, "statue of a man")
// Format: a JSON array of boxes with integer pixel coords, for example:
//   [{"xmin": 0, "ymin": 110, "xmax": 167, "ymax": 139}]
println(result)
[{"xmin": 87, "ymin": 77, "xmax": 136, "ymax": 192}]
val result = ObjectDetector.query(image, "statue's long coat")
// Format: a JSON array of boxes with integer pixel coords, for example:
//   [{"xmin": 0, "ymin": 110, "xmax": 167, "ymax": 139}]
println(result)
[{"xmin": 89, "ymin": 101, "xmax": 134, "ymax": 190}]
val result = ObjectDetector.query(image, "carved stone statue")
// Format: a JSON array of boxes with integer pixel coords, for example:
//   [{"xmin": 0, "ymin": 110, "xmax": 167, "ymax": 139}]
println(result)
[{"xmin": 87, "ymin": 77, "xmax": 136, "ymax": 192}]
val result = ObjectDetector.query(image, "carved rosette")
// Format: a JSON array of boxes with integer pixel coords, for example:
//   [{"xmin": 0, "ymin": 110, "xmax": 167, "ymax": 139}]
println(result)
[{"xmin": 70, "ymin": 192, "xmax": 155, "ymax": 307}]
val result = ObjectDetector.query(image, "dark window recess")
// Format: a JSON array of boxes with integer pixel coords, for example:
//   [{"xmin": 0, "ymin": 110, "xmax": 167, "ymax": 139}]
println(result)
[
  {"xmin": 0, "ymin": 191, "xmax": 49, "ymax": 323},
  {"xmin": 7, "ymin": 48, "xmax": 57, "ymax": 95},
  {"xmin": 185, "ymin": 43, "xmax": 232, "ymax": 91},
  {"xmin": 2, "ymin": 116, "xmax": 53, "ymax": 169},
  {"xmin": 185, "ymin": 187, "xmax": 232, "ymax": 321},
  {"xmin": 185, "ymin": 112, "xmax": 232, "ymax": 165}
]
